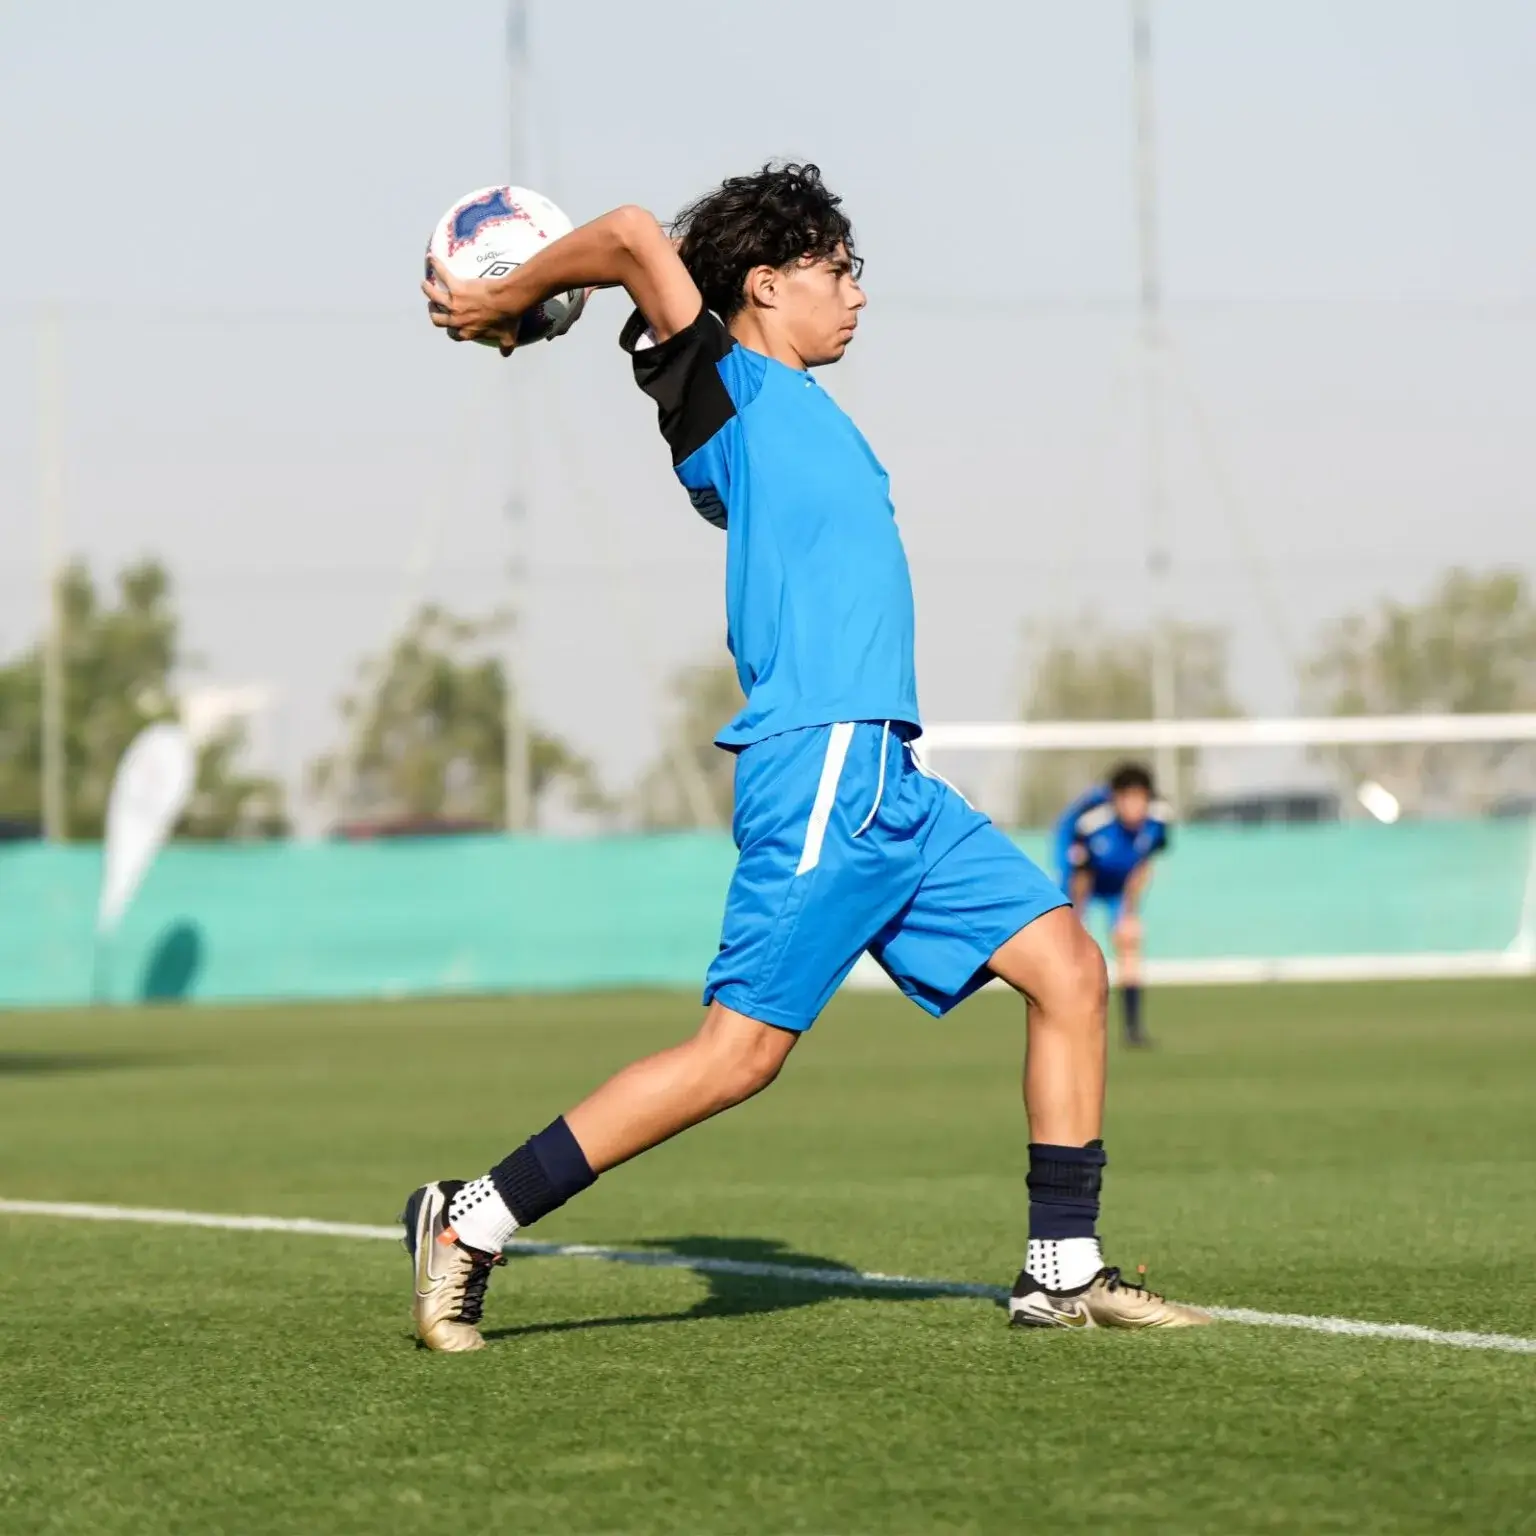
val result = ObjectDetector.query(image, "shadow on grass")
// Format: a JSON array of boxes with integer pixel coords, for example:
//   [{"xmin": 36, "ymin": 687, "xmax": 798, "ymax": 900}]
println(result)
[
  {"xmin": 482, "ymin": 1234, "xmax": 950, "ymax": 1341},
  {"xmin": 0, "ymin": 1051, "xmax": 183, "ymax": 1077}
]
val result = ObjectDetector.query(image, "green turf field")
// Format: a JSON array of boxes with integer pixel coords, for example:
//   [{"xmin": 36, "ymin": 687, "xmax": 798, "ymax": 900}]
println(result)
[{"xmin": 3, "ymin": 980, "xmax": 1534, "ymax": 1534}]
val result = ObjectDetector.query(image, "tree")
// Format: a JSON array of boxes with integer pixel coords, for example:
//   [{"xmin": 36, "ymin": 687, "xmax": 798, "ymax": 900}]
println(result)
[
  {"xmin": 1012, "ymin": 616, "xmax": 1241, "ymax": 826},
  {"xmin": 1302, "ymin": 568, "xmax": 1536, "ymax": 815},
  {"xmin": 182, "ymin": 720, "xmax": 289, "ymax": 840},
  {"xmin": 0, "ymin": 559, "xmax": 288, "ymax": 840},
  {"xmin": 631, "ymin": 661, "xmax": 744, "ymax": 828},
  {"xmin": 311, "ymin": 603, "xmax": 606, "ymax": 828}
]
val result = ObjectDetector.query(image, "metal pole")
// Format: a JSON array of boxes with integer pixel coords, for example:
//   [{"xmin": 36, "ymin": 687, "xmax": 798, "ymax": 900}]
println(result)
[
  {"xmin": 1131, "ymin": 0, "xmax": 1178, "ymax": 803},
  {"xmin": 502, "ymin": 0, "xmax": 534, "ymax": 832},
  {"xmin": 38, "ymin": 306, "xmax": 67, "ymax": 842}
]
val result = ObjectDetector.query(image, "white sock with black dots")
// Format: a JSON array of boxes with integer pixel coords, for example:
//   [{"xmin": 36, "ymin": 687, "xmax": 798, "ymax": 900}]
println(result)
[
  {"xmin": 1026, "ymin": 1236, "xmax": 1103, "ymax": 1292},
  {"xmin": 447, "ymin": 1176, "xmax": 519, "ymax": 1254}
]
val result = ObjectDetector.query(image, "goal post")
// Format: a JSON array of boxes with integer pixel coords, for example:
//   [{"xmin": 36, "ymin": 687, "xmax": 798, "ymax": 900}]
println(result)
[
  {"xmin": 851, "ymin": 713, "xmax": 1536, "ymax": 988},
  {"xmin": 920, "ymin": 713, "xmax": 1536, "ymax": 752}
]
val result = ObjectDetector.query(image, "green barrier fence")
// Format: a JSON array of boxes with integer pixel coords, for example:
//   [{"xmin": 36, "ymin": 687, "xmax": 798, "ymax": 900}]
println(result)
[{"xmin": 1, "ymin": 821, "xmax": 1531, "ymax": 1008}]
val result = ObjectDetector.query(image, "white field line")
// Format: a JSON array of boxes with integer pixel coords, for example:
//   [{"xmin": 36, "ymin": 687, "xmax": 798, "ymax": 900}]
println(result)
[
  {"xmin": 845, "ymin": 950, "xmax": 1536, "ymax": 993},
  {"xmin": 4, "ymin": 1198, "xmax": 1534, "ymax": 1357}
]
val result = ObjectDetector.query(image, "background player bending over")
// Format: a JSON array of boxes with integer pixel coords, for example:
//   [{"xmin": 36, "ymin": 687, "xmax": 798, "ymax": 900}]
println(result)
[
  {"xmin": 411, "ymin": 163, "xmax": 1210, "ymax": 1349},
  {"xmin": 1055, "ymin": 763, "xmax": 1171, "ymax": 1048}
]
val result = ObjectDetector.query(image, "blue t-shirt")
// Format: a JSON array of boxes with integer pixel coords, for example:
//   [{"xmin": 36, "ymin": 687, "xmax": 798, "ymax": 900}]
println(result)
[
  {"xmin": 622, "ymin": 307, "xmax": 921, "ymax": 748},
  {"xmin": 1053, "ymin": 786, "xmax": 1171, "ymax": 897}
]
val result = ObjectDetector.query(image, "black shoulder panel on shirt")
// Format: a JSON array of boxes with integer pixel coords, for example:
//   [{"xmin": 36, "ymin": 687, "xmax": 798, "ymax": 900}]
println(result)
[{"xmin": 620, "ymin": 306, "xmax": 737, "ymax": 467}]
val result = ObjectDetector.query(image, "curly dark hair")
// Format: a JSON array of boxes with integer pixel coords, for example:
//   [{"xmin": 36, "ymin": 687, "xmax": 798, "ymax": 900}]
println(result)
[{"xmin": 673, "ymin": 162, "xmax": 857, "ymax": 319}]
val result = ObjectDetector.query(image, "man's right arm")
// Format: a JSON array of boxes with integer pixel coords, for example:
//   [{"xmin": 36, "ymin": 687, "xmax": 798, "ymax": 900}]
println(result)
[{"xmin": 423, "ymin": 205, "xmax": 701, "ymax": 350}]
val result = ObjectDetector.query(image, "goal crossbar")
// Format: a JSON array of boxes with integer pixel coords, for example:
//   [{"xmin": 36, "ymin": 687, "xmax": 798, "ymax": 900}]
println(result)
[{"xmin": 922, "ymin": 714, "xmax": 1536, "ymax": 753}]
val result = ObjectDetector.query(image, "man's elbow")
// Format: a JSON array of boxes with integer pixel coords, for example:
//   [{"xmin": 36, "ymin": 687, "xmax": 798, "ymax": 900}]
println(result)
[{"xmin": 609, "ymin": 205, "xmax": 668, "ymax": 257}]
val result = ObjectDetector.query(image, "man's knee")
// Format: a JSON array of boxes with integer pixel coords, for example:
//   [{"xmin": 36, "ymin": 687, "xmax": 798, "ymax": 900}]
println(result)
[
  {"xmin": 720, "ymin": 1034, "xmax": 791, "ymax": 1103},
  {"xmin": 1027, "ymin": 917, "xmax": 1108, "ymax": 1020},
  {"xmin": 992, "ymin": 908, "xmax": 1108, "ymax": 1018},
  {"xmin": 1062, "ymin": 923, "xmax": 1110, "ymax": 1015},
  {"xmin": 693, "ymin": 1007, "xmax": 796, "ymax": 1105}
]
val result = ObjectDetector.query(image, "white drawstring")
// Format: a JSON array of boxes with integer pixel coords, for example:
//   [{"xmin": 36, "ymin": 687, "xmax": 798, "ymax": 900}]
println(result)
[
  {"xmin": 852, "ymin": 721, "xmax": 891, "ymax": 838},
  {"xmin": 907, "ymin": 739, "xmax": 973, "ymax": 807}
]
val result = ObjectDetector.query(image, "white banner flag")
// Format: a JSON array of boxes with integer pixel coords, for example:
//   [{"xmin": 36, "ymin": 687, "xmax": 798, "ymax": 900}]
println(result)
[{"xmin": 97, "ymin": 722, "xmax": 196, "ymax": 936}]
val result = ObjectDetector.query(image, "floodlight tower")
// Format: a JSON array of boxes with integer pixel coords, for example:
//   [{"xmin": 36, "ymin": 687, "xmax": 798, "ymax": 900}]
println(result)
[
  {"xmin": 503, "ymin": 0, "xmax": 533, "ymax": 831},
  {"xmin": 38, "ymin": 309, "xmax": 66, "ymax": 843},
  {"xmin": 1131, "ymin": 0, "xmax": 1179, "ymax": 802}
]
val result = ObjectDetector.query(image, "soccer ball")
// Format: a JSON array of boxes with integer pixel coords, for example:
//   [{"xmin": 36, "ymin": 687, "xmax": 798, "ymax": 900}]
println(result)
[{"xmin": 425, "ymin": 185, "xmax": 585, "ymax": 347}]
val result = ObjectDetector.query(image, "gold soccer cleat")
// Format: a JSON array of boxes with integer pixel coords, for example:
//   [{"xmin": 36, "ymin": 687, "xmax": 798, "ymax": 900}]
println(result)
[
  {"xmin": 1008, "ymin": 1264, "xmax": 1213, "ymax": 1330},
  {"xmin": 401, "ymin": 1180, "xmax": 505, "ymax": 1352}
]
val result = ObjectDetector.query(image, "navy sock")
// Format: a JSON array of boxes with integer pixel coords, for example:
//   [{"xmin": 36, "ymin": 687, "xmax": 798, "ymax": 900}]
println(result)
[
  {"xmin": 1026, "ymin": 1140, "xmax": 1106, "ymax": 1239},
  {"xmin": 1122, "ymin": 984, "xmax": 1144, "ymax": 1039},
  {"xmin": 489, "ymin": 1116, "xmax": 597, "ymax": 1227}
]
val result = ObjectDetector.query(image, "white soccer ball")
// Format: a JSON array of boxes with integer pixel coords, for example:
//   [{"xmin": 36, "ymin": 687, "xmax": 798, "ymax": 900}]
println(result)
[{"xmin": 426, "ymin": 185, "xmax": 585, "ymax": 347}]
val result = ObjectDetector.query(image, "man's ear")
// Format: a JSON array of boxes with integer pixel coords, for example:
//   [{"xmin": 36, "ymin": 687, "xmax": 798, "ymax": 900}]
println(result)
[{"xmin": 742, "ymin": 264, "xmax": 780, "ymax": 310}]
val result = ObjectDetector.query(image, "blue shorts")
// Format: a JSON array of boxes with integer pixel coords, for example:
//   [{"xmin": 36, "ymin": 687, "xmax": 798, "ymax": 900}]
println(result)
[{"xmin": 704, "ymin": 722, "xmax": 1069, "ymax": 1032}]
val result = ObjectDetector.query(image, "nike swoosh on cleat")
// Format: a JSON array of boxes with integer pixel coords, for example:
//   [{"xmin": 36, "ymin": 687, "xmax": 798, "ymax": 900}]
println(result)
[
  {"xmin": 413, "ymin": 1193, "xmax": 451, "ymax": 1295},
  {"xmin": 1010, "ymin": 1299, "xmax": 1093, "ymax": 1329}
]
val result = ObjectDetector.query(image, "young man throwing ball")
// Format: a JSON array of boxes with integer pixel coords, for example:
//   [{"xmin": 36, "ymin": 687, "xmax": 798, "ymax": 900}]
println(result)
[{"xmin": 414, "ymin": 163, "xmax": 1210, "ymax": 1348}]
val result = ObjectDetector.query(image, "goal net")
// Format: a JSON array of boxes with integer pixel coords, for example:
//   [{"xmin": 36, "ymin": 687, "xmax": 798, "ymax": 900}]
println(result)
[{"xmin": 855, "ymin": 713, "xmax": 1536, "ymax": 987}]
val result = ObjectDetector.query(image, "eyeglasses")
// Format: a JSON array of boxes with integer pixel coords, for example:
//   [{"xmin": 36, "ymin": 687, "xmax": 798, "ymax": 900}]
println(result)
[{"xmin": 797, "ymin": 252, "xmax": 866, "ymax": 283}]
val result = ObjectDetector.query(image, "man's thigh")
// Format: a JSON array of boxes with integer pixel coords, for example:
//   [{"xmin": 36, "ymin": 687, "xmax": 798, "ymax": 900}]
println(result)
[{"xmin": 705, "ymin": 723, "xmax": 921, "ymax": 1032}]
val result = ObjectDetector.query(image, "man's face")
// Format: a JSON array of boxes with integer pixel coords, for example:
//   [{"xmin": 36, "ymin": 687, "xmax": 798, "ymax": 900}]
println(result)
[
  {"xmin": 776, "ymin": 243, "xmax": 866, "ymax": 366},
  {"xmin": 1112, "ymin": 786, "xmax": 1151, "ymax": 830}
]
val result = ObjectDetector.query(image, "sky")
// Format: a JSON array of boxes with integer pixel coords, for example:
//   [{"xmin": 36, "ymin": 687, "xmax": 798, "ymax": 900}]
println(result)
[{"xmin": 1, "ymin": 0, "xmax": 1533, "ymax": 823}]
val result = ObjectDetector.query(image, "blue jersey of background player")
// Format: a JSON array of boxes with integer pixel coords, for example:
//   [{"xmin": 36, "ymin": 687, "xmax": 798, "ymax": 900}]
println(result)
[
  {"xmin": 1054, "ymin": 762, "xmax": 1170, "ymax": 1047},
  {"xmin": 414, "ymin": 164, "xmax": 1209, "ymax": 1346}
]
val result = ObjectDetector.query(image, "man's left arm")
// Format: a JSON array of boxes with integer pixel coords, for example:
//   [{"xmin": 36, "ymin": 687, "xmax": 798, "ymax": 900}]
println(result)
[{"xmin": 1120, "ymin": 819, "xmax": 1170, "ymax": 919}]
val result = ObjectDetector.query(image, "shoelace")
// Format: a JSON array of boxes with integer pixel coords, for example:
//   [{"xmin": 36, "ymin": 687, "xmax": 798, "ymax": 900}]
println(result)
[
  {"xmin": 454, "ymin": 1249, "xmax": 506, "ymax": 1325},
  {"xmin": 1100, "ymin": 1264, "xmax": 1166, "ymax": 1302}
]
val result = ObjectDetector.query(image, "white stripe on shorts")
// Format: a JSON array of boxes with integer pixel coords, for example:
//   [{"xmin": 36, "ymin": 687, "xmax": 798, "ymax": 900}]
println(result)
[
  {"xmin": 852, "ymin": 721, "xmax": 892, "ymax": 838},
  {"xmin": 796, "ymin": 722, "xmax": 856, "ymax": 875},
  {"xmin": 908, "ymin": 740, "xmax": 973, "ymax": 807}
]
